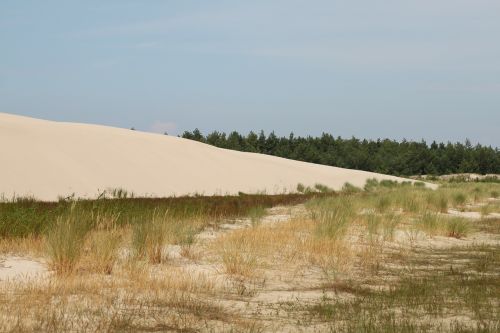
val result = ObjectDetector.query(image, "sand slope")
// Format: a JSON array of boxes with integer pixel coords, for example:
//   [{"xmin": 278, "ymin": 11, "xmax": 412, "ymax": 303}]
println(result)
[{"xmin": 0, "ymin": 113, "xmax": 425, "ymax": 201}]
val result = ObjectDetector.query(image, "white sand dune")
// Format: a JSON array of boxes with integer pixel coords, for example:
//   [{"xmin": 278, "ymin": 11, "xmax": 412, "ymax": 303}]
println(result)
[{"xmin": 0, "ymin": 113, "xmax": 429, "ymax": 201}]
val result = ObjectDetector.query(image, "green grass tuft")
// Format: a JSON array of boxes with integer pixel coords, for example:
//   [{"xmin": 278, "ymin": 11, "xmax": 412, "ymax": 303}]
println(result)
[
  {"xmin": 445, "ymin": 218, "xmax": 470, "ymax": 239},
  {"xmin": 45, "ymin": 210, "xmax": 91, "ymax": 275}
]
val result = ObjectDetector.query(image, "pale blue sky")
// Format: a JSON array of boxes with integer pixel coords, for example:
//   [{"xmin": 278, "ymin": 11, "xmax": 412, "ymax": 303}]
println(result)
[{"xmin": 1, "ymin": 1, "xmax": 499, "ymax": 145}]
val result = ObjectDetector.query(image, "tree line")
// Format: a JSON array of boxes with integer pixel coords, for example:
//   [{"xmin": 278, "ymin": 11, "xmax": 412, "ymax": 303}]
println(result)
[{"xmin": 180, "ymin": 129, "xmax": 500, "ymax": 176}]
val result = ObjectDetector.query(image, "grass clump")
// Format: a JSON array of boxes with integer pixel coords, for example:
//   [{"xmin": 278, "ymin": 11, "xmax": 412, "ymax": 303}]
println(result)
[
  {"xmin": 375, "ymin": 196, "xmax": 392, "ymax": 213},
  {"xmin": 445, "ymin": 218, "xmax": 470, "ymax": 239},
  {"xmin": 415, "ymin": 213, "xmax": 441, "ymax": 236},
  {"xmin": 312, "ymin": 197, "xmax": 355, "ymax": 240},
  {"xmin": 416, "ymin": 213, "xmax": 470, "ymax": 239},
  {"xmin": 426, "ymin": 192, "xmax": 449, "ymax": 213},
  {"xmin": 341, "ymin": 182, "xmax": 361, "ymax": 194},
  {"xmin": 108, "ymin": 187, "xmax": 133, "ymax": 199},
  {"xmin": 247, "ymin": 206, "xmax": 266, "ymax": 227},
  {"xmin": 314, "ymin": 183, "xmax": 334, "ymax": 193},
  {"xmin": 132, "ymin": 211, "xmax": 169, "ymax": 264},
  {"xmin": 379, "ymin": 179, "xmax": 399, "ymax": 188},
  {"xmin": 365, "ymin": 213, "xmax": 381, "ymax": 241},
  {"xmin": 452, "ymin": 192, "xmax": 467, "ymax": 207},
  {"xmin": 480, "ymin": 204, "xmax": 492, "ymax": 217},
  {"xmin": 217, "ymin": 233, "xmax": 259, "ymax": 277},
  {"xmin": 45, "ymin": 213, "xmax": 91, "ymax": 275},
  {"xmin": 84, "ymin": 229, "xmax": 122, "ymax": 274},
  {"xmin": 437, "ymin": 193, "xmax": 449, "ymax": 213},
  {"xmin": 382, "ymin": 213, "xmax": 400, "ymax": 241},
  {"xmin": 364, "ymin": 178, "xmax": 379, "ymax": 192}
]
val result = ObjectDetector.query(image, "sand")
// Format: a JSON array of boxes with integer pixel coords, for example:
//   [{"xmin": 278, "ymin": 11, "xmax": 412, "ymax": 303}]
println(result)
[
  {"xmin": 0, "ymin": 113, "xmax": 430, "ymax": 201},
  {"xmin": 0, "ymin": 257, "xmax": 48, "ymax": 282}
]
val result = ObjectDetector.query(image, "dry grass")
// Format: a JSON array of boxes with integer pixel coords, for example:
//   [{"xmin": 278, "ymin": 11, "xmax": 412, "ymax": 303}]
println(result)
[
  {"xmin": 132, "ymin": 210, "xmax": 170, "ymax": 263},
  {"xmin": 0, "ymin": 266, "xmax": 230, "ymax": 332},
  {"xmin": 81, "ymin": 229, "xmax": 123, "ymax": 274},
  {"xmin": 1, "ymin": 180, "xmax": 500, "ymax": 332},
  {"xmin": 0, "ymin": 236, "xmax": 44, "ymax": 256},
  {"xmin": 45, "ymin": 214, "xmax": 91, "ymax": 276},
  {"xmin": 213, "ymin": 210, "xmax": 355, "ymax": 280}
]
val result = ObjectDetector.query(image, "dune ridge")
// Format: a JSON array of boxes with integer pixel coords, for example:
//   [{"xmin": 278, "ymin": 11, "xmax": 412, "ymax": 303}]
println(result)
[{"xmin": 0, "ymin": 113, "xmax": 426, "ymax": 201}]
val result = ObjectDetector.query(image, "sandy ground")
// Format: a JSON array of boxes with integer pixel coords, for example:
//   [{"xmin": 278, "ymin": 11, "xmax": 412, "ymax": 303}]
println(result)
[
  {"xmin": 1, "ymin": 203, "xmax": 498, "ymax": 332},
  {"xmin": 0, "ymin": 113, "xmax": 431, "ymax": 201},
  {"xmin": 2, "ymin": 204, "xmax": 497, "ymax": 287},
  {"xmin": 0, "ymin": 257, "xmax": 48, "ymax": 282}
]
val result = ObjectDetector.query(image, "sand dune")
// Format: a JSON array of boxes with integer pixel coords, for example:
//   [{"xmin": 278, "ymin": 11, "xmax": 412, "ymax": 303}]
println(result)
[{"xmin": 0, "ymin": 113, "xmax": 427, "ymax": 201}]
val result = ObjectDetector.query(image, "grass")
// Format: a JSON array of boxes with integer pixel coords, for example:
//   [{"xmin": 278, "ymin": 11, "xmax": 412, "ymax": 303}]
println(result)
[
  {"xmin": 415, "ymin": 212, "xmax": 442, "ymax": 236},
  {"xmin": 414, "ymin": 213, "xmax": 471, "ymax": 238},
  {"xmin": 1, "ymin": 179, "xmax": 500, "ymax": 331},
  {"xmin": 426, "ymin": 192, "xmax": 449, "ymax": 213},
  {"xmin": 382, "ymin": 213, "xmax": 401, "ymax": 241},
  {"xmin": 45, "ymin": 213, "xmax": 91, "ymax": 275},
  {"xmin": 452, "ymin": 192, "xmax": 468, "ymax": 206},
  {"xmin": 248, "ymin": 206, "xmax": 266, "ymax": 227},
  {"xmin": 314, "ymin": 183, "xmax": 334, "ymax": 193},
  {"xmin": 84, "ymin": 229, "xmax": 122, "ymax": 274},
  {"xmin": 445, "ymin": 217, "xmax": 470, "ymax": 239},
  {"xmin": 365, "ymin": 213, "xmax": 381, "ymax": 241},
  {"xmin": 0, "ymin": 267, "xmax": 232, "ymax": 332},
  {"xmin": 0, "ymin": 193, "xmax": 326, "ymax": 239},
  {"xmin": 341, "ymin": 182, "xmax": 362, "ymax": 194},
  {"xmin": 375, "ymin": 195, "xmax": 392, "ymax": 213},
  {"xmin": 218, "ymin": 235, "xmax": 259, "ymax": 277},
  {"xmin": 306, "ymin": 243, "xmax": 500, "ymax": 332},
  {"xmin": 364, "ymin": 178, "xmax": 380, "ymax": 192},
  {"xmin": 311, "ymin": 196, "xmax": 356, "ymax": 240},
  {"xmin": 132, "ymin": 210, "xmax": 170, "ymax": 263}
]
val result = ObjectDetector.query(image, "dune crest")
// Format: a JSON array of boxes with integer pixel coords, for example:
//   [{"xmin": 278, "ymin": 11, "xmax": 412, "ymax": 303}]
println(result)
[{"xmin": 0, "ymin": 113, "xmax": 425, "ymax": 201}]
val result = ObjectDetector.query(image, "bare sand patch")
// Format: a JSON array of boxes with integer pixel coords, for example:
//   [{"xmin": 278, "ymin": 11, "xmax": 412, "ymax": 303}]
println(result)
[
  {"xmin": 0, "ymin": 112, "xmax": 430, "ymax": 201},
  {"xmin": 0, "ymin": 256, "xmax": 48, "ymax": 282}
]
